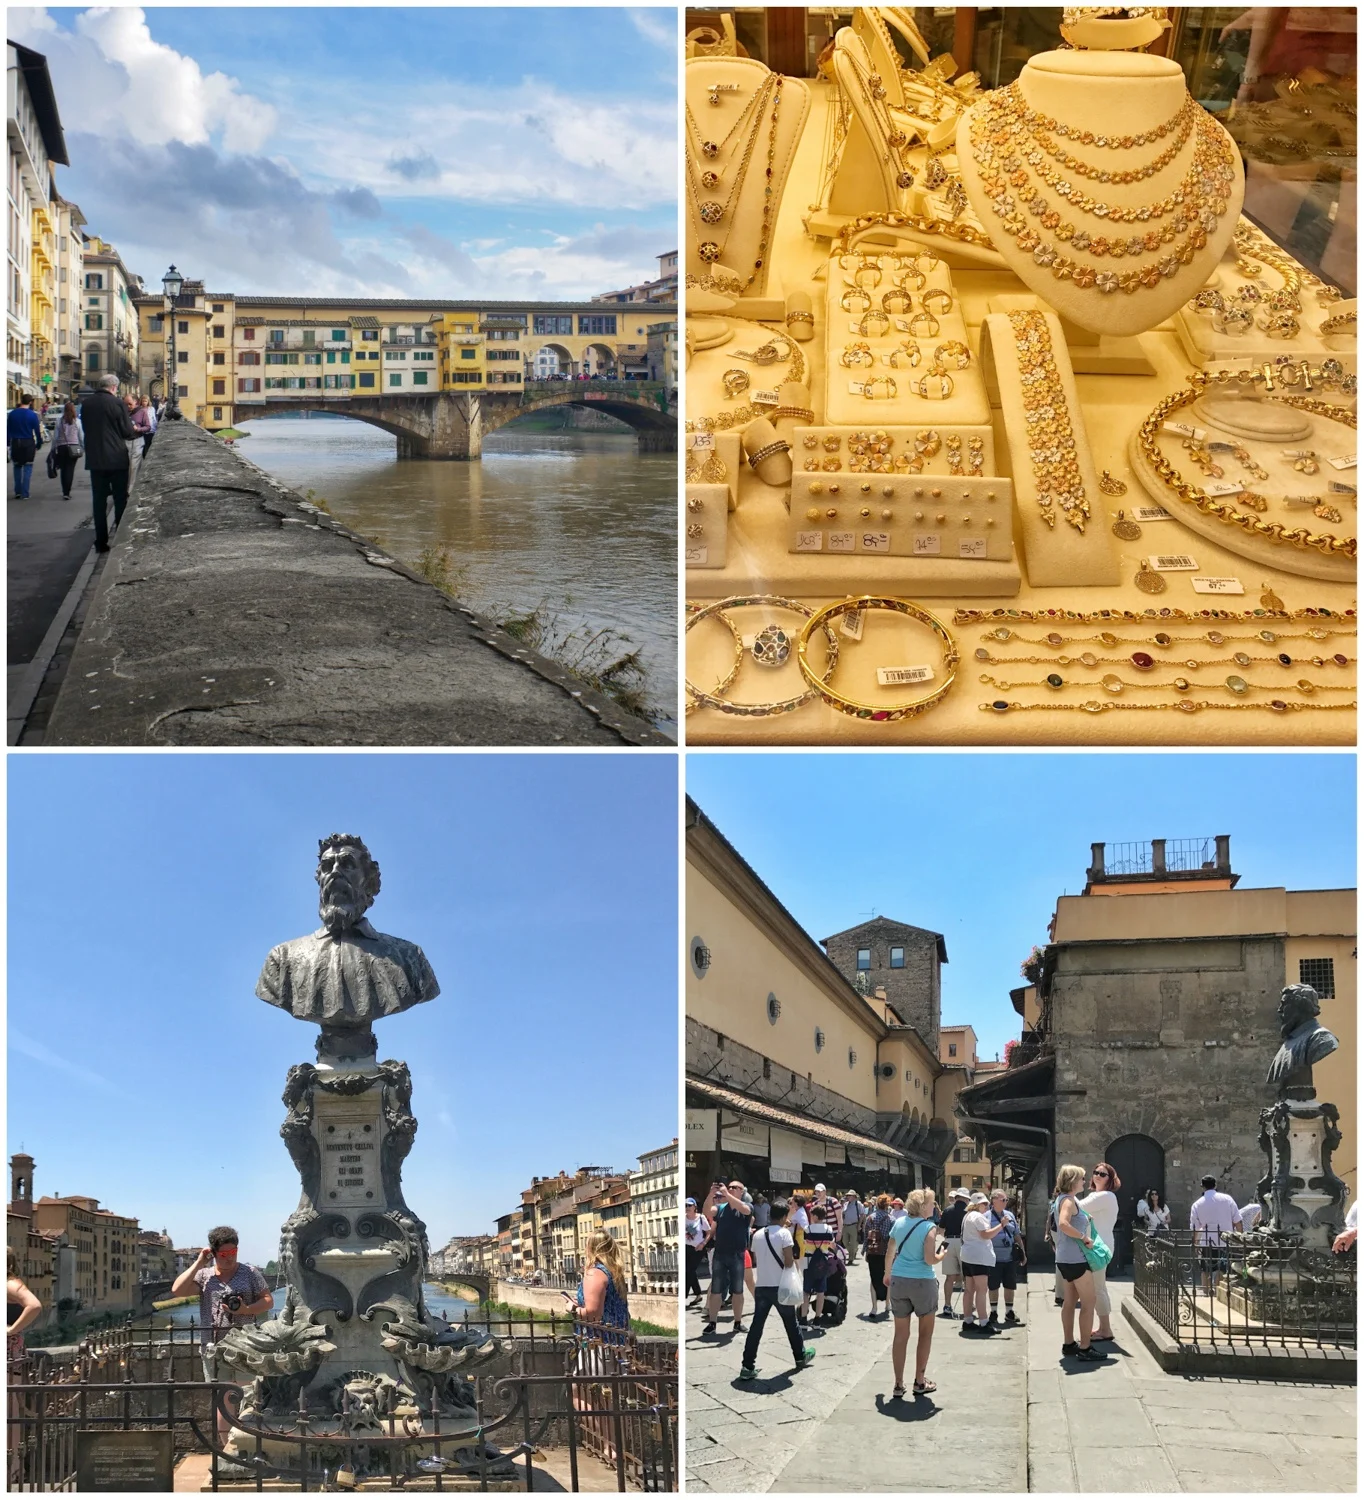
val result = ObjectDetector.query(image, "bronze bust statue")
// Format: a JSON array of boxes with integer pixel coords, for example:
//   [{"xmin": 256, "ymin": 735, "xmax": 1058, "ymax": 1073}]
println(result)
[
  {"xmin": 1265, "ymin": 983, "xmax": 1338, "ymax": 1095},
  {"xmin": 257, "ymin": 834, "xmax": 438, "ymax": 1059}
]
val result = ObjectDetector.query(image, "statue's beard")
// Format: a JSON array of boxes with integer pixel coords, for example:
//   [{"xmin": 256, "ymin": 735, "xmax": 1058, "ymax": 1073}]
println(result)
[{"xmin": 319, "ymin": 877, "xmax": 366, "ymax": 935}]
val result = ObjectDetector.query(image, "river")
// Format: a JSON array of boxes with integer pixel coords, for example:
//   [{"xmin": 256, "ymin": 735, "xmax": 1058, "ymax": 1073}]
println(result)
[{"xmin": 234, "ymin": 416, "xmax": 677, "ymax": 733}]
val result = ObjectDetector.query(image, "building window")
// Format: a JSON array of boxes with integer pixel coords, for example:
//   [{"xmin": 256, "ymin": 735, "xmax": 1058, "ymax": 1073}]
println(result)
[
  {"xmin": 361, "ymin": 330, "xmax": 379, "ymax": 341},
  {"xmin": 84, "ymin": 314, "xmax": 103, "ymax": 330},
  {"xmin": 238, "ymin": 378, "xmax": 261, "ymax": 393},
  {"xmin": 856, "ymin": 948, "xmax": 871, "ymax": 971},
  {"xmin": 213, "ymin": 352, "xmax": 225, "ymax": 365},
  {"xmin": 270, "ymin": 329, "xmax": 285, "ymax": 343},
  {"xmin": 890, "ymin": 946, "xmax": 905, "ymax": 968},
  {"xmin": 177, "ymin": 385, "xmax": 188, "ymax": 398},
  {"xmin": 359, "ymin": 372, "xmax": 376, "ymax": 388},
  {"xmin": 579, "ymin": 314, "xmax": 617, "ymax": 336},
  {"xmin": 331, "ymin": 329, "xmax": 346, "ymax": 340},
  {"xmin": 389, "ymin": 373, "xmax": 402, "ymax": 387},
  {"xmin": 242, "ymin": 328, "xmax": 255, "ymax": 340},
  {"xmin": 239, "ymin": 351, "xmax": 260, "ymax": 366},
  {"xmin": 460, "ymin": 348, "xmax": 476, "ymax": 360},
  {"xmin": 148, "ymin": 316, "xmax": 163, "ymax": 333},
  {"xmin": 413, "ymin": 371, "xmax": 429, "ymax": 385},
  {"xmin": 533, "ymin": 314, "xmax": 573, "ymax": 335},
  {"xmin": 848, "ymin": 1047, "xmax": 858, "ymax": 1068},
  {"xmin": 212, "ymin": 324, "xmax": 225, "ymax": 338},
  {"xmin": 212, "ymin": 303, "xmax": 224, "ymax": 313},
  {"xmin": 813, "ymin": 1026, "xmax": 825, "ymax": 1053},
  {"xmin": 766, "ymin": 992, "xmax": 781, "ymax": 1024},
  {"xmin": 177, "ymin": 351, "xmax": 189, "ymax": 364},
  {"xmin": 212, "ymin": 379, "xmax": 225, "ymax": 395},
  {"xmin": 1299, "ymin": 957, "xmax": 1336, "ymax": 999},
  {"xmin": 304, "ymin": 353, "xmax": 322, "ymax": 365},
  {"xmin": 951, "ymin": 1175, "xmax": 962, "ymax": 1189},
  {"xmin": 212, "ymin": 406, "xmax": 223, "ymax": 420},
  {"xmin": 177, "ymin": 321, "xmax": 189, "ymax": 335},
  {"xmin": 85, "ymin": 273, "xmax": 104, "ymax": 290},
  {"xmin": 948, "ymin": 1043, "xmax": 957, "ymax": 1058}
]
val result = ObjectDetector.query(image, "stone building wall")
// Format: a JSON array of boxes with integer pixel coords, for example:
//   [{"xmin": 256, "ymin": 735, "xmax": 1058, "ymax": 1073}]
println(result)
[
  {"xmin": 824, "ymin": 920, "xmax": 942, "ymax": 1041},
  {"xmin": 1052, "ymin": 933, "xmax": 1284, "ymax": 1217}
]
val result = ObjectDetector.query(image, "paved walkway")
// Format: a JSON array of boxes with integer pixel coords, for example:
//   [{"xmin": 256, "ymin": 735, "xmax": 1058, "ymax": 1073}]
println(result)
[{"xmin": 684, "ymin": 1268, "xmax": 1356, "ymax": 1492}]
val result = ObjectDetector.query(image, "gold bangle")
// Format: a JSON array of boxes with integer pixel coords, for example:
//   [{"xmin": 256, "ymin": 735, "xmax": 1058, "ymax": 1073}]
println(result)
[
  {"xmin": 907, "ymin": 311, "xmax": 941, "ymax": 339},
  {"xmin": 1320, "ymin": 310, "xmax": 1356, "ymax": 338},
  {"xmin": 856, "ymin": 309, "xmax": 892, "ymax": 337},
  {"xmin": 840, "ymin": 342, "xmax": 874, "ymax": 367},
  {"xmin": 914, "ymin": 371, "xmax": 955, "ymax": 400},
  {"xmin": 684, "ymin": 605, "xmax": 744, "ymax": 714},
  {"xmin": 922, "ymin": 288, "xmax": 954, "ymax": 317},
  {"xmin": 863, "ymin": 376, "xmax": 898, "ymax": 400},
  {"xmin": 797, "ymin": 597, "xmax": 959, "ymax": 721},
  {"xmin": 687, "ymin": 595, "xmax": 841, "ymax": 716},
  {"xmin": 747, "ymin": 439, "xmax": 791, "ymax": 468}
]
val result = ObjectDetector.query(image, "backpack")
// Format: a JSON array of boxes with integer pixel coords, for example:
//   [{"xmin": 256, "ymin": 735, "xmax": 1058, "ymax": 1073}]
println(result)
[{"xmin": 865, "ymin": 1214, "xmax": 887, "ymax": 1255}]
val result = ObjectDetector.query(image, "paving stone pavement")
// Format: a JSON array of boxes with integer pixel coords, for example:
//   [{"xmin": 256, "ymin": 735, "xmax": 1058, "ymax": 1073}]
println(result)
[{"xmin": 685, "ymin": 1270, "xmax": 1356, "ymax": 1492}]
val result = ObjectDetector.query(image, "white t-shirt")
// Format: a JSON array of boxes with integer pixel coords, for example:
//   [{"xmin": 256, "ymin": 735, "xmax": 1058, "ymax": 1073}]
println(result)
[
  {"xmin": 751, "ymin": 1225, "xmax": 794, "ymax": 1289},
  {"xmin": 685, "ymin": 1214, "xmax": 710, "ymax": 1249},
  {"xmin": 1345, "ymin": 1200, "xmax": 1358, "ymax": 1232},
  {"xmin": 960, "ymin": 1210, "xmax": 995, "ymax": 1265},
  {"xmin": 1078, "ymin": 1190, "xmax": 1119, "ymax": 1249},
  {"xmin": 791, "ymin": 1206, "xmax": 809, "ymax": 1234},
  {"xmin": 1136, "ymin": 1200, "xmax": 1170, "ymax": 1231},
  {"xmin": 1189, "ymin": 1189, "xmax": 1241, "ymax": 1247}
]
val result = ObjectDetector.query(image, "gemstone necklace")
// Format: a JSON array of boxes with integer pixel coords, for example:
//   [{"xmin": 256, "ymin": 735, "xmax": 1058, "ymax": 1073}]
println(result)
[
  {"xmin": 685, "ymin": 78, "xmax": 773, "ymax": 233},
  {"xmin": 684, "ymin": 75, "xmax": 774, "ymax": 195},
  {"xmin": 691, "ymin": 76, "xmax": 784, "ymax": 283}
]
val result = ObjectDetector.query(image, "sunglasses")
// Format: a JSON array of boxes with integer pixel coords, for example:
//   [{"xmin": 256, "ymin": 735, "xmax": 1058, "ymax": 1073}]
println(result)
[{"xmin": 1093, "ymin": 1170, "xmax": 1111, "ymax": 1179}]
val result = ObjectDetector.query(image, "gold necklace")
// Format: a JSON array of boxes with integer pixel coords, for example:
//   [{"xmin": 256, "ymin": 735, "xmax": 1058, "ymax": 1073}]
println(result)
[
  {"xmin": 981, "ymin": 697, "xmax": 1354, "ymax": 716},
  {"xmin": 685, "ymin": 75, "xmax": 775, "ymax": 203},
  {"xmin": 979, "ymin": 625, "xmax": 1346, "ymax": 647},
  {"xmin": 686, "ymin": 80, "xmax": 773, "ymax": 235},
  {"xmin": 979, "ymin": 671, "xmax": 1354, "ymax": 697},
  {"xmin": 840, "ymin": 51, "xmax": 917, "ymax": 189},
  {"xmin": 692, "ymin": 76, "xmax": 784, "ymax": 282},
  {"xmin": 1009, "ymin": 102, "xmax": 1200, "ymax": 185},
  {"xmin": 1000, "ymin": 82, "xmax": 1192, "ymax": 149},
  {"xmin": 955, "ymin": 605, "xmax": 1355, "ymax": 626}
]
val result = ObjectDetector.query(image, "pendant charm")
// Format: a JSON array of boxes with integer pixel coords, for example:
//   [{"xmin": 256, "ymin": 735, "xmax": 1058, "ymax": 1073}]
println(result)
[
  {"xmin": 1134, "ymin": 560, "xmax": 1167, "ymax": 595},
  {"xmin": 701, "ymin": 141, "xmax": 719, "ymax": 158},
  {"xmin": 1260, "ymin": 584, "xmax": 1285, "ymax": 611},
  {"xmin": 1111, "ymin": 510, "xmax": 1142, "ymax": 541},
  {"xmin": 752, "ymin": 624, "xmax": 791, "ymax": 668},
  {"xmin": 699, "ymin": 201, "xmax": 725, "ymax": 225},
  {"xmin": 1098, "ymin": 469, "xmax": 1127, "ymax": 496},
  {"xmin": 698, "ymin": 241, "xmax": 721, "ymax": 263},
  {"xmin": 701, "ymin": 170, "xmax": 719, "ymax": 189},
  {"xmin": 924, "ymin": 157, "xmax": 948, "ymax": 191}
]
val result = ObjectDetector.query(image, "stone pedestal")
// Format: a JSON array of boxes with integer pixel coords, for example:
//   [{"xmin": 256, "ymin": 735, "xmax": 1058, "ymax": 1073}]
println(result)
[{"xmin": 1255, "ymin": 1093, "xmax": 1347, "ymax": 1249}]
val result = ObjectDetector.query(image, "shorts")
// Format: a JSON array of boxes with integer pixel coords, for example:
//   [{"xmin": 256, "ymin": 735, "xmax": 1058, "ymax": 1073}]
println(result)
[
  {"xmin": 941, "ymin": 1238, "xmax": 962, "ymax": 1276},
  {"xmin": 987, "ymin": 1261, "xmax": 1017, "ymax": 1292},
  {"xmin": 804, "ymin": 1262, "xmax": 829, "ymax": 1293},
  {"xmin": 710, "ymin": 1250, "xmax": 746, "ymax": 1301},
  {"xmin": 1199, "ymin": 1247, "xmax": 1230, "ymax": 1275},
  {"xmin": 960, "ymin": 1260, "xmax": 993, "ymax": 1281},
  {"xmin": 888, "ymin": 1276, "xmax": 939, "ymax": 1319},
  {"xmin": 1057, "ymin": 1261, "xmax": 1090, "ymax": 1284}
]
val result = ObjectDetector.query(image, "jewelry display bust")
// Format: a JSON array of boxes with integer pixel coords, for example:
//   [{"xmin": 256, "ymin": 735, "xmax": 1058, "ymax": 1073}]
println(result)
[{"xmin": 956, "ymin": 50, "xmax": 1244, "ymax": 335}]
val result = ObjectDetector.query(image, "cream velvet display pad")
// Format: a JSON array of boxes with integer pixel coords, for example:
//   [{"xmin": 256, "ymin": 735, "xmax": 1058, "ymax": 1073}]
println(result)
[
  {"xmin": 685, "ymin": 57, "xmax": 810, "ymax": 301},
  {"xmin": 955, "ymin": 51, "xmax": 1245, "ymax": 337}
]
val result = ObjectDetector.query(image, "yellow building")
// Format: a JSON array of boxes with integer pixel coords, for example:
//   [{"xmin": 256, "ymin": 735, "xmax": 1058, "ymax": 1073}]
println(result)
[
  {"xmin": 81, "ymin": 236, "xmax": 141, "ymax": 385},
  {"xmin": 32, "ymin": 1194, "xmax": 138, "ymax": 1317},
  {"xmin": 30, "ymin": 198, "xmax": 57, "ymax": 394},
  {"xmin": 686, "ymin": 797, "xmax": 955, "ymax": 1204}
]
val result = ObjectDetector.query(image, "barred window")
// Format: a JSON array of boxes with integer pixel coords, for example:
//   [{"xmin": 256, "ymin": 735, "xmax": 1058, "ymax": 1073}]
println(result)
[{"xmin": 1298, "ymin": 957, "xmax": 1335, "ymax": 999}]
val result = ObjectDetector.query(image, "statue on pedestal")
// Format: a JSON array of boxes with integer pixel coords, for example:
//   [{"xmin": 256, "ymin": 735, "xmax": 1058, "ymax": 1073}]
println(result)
[
  {"xmin": 1255, "ymin": 984, "xmax": 1348, "ymax": 1246},
  {"xmin": 213, "ymin": 836, "xmax": 498, "ymax": 1481}
]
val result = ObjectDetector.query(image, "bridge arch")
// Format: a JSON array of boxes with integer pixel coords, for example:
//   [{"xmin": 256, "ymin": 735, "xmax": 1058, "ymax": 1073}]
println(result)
[
  {"xmin": 581, "ymin": 342, "xmax": 617, "ymax": 377},
  {"xmin": 529, "ymin": 342, "xmax": 576, "ymax": 379}
]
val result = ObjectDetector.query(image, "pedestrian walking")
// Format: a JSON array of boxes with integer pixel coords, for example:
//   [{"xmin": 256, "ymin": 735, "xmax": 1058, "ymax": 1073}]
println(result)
[
  {"xmin": 1052, "ymin": 1165, "xmax": 1104, "ymax": 1361},
  {"xmin": 701, "ymin": 1180, "xmax": 752, "ymax": 1336},
  {"xmin": 986, "ymin": 1188, "xmax": 1025, "ymax": 1327},
  {"xmin": 80, "ymin": 375, "xmax": 136, "ymax": 552},
  {"xmin": 841, "ymin": 1191, "xmax": 863, "ymax": 1264},
  {"xmin": 132, "ymin": 395, "xmax": 157, "ymax": 456},
  {"xmin": 801, "ymin": 1204, "xmax": 838, "ymax": 1324},
  {"xmin": 1189, "ymin": 1174, "xmax": 1240, "ymax": 1297},
  {"xmin": 790, "ymin": 1193, "xmax": 810, "ymax": 1250},
  {"xmin": 938, "ymin": 1186, "xmax": 969, "ymax": 1317},
  {"xmin": 811, "ymin": 1183, "xmax": 842, "ymax": 1239},
  {"xmin": 752, "ymin": 1193, "xmax": 771, "ymax": 1229},
  {"xmin": 864, "ymin": 1193, "xmax": 893, "ymax": 1317},
  {"xmin": 1078, "ymin": 1164, "xmax": 1120, "ymax": 1340},
  {"xmin": 50, "ymin": 401, "xmax": 83, "ymax": 499},
  {"xmin": 889, "ymin": 1197, "xmax": 906, "ymax": 1223},
  {"xmin": 7, "ymin": 1248, "xmax": 42, "ymax": 1367},
  {"xmin": 684, "ymin": 1198, "xmax": 710, "ymax": 1306},
  {"xmin": 887, "ymin": 1187, "xmax": 945, "ymax": 1398},
  {"xmin": 738, "ymin": 1199, "xmax": 815, "ymax": 1379},
  {"xmin": 959, "ymin": 1191, "xmax": 1007, "ymax": 1333},
  {"xmin": 8, "ymin": 394, "xmax": 42, "ymax": 498},
  {"xmin": 1136, "ymin": 1188, "xmax": 1170, "ymax": 1239}
]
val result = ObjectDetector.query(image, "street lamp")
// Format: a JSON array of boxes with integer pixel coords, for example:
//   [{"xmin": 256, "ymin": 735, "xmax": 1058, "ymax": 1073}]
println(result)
[{"xmin": 162, "ymin": 264, "xmax": 182, "ymax": 418}]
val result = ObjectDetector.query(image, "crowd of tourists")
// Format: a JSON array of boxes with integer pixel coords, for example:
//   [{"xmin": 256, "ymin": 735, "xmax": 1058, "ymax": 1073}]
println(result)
[{"xmin": 685, "ymin": 1163, "xmax": 1355, "ymax": 1396}]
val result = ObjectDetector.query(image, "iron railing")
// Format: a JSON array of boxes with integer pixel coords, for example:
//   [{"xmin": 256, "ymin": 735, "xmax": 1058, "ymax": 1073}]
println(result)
[
  {"xmin": 1132, "ymin": 1230, "xmax": 1356, "ymax": 1350},
  {"xmin": 8, "ymin": 1313, "xmax": 676, "ymax": 1492}
]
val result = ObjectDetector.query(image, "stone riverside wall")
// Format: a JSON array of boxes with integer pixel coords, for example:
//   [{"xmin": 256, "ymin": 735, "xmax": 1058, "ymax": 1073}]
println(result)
[
  {"xmin": 44, "ymin": 421, "xmax": 666, "ymax": 746},
  {"xmin": 491, "ymin": 1279, "xmax": 678, "ymax": 1331}
]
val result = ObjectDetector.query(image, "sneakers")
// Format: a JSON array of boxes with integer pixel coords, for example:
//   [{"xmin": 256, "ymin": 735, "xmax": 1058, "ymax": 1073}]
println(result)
[
  {"xmin": 939, "ymin": 1306, "xmax": 956, "ymax": 1319},
  {"xmin": 1005, "ymin": 1310, "xmax": 1024, "ymax": 1326},
  {"xmin": 986, "ymin": 1311, "xmax": 999, "ymax": 1327},
  {"xmin": 1074, "ymin": 1345, "xmax": 1106, "ymax": 1362},
  {"xmin": 794, "ymin": 1348, "xmax": 816, "ymax": 1370},
  {"xmin": 1061, "ymin": 1341, "xmax": 1079, "ymax": 1357},
  {"xmin": 1054, "ymin": 1297, "xmax": 1065, "ymax": 1307},
  {"xmin": 738, "ymin": 1366, "xmax": 756, "ymax": 1381},
  {"xmin": 732, "ymin": 1322, "xmax": 745, "ymax": 1334},
  {"xmin": 701, "ymin": 1322, "xmax": 716, "ymax": 1336}
]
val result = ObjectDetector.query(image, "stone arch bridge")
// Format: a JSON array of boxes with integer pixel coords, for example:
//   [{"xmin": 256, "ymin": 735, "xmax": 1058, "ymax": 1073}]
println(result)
[
  {"xmin": 436, "ymin": 1271, "xmax": 492, "ymax": 1304},
  {"xmin": 246, "ymin": 380, "xmax": 676, "ymax": 460}
]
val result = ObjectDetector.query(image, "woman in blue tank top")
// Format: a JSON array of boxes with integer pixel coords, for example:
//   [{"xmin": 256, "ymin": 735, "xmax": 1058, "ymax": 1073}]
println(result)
[{"xmin": 886, "ymin": 1188, "xmax": 946, "ymax": 1398}]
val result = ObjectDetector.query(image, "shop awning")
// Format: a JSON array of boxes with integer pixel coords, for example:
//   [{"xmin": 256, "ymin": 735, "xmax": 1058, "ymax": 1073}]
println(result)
[
  {"xmin": 955, "ymin": 1053, "xmax": 1055, "ymax": 1175},
  {"xmin": 686, "ymin": 1075, "xmax": 909, "ymax": 1164}
]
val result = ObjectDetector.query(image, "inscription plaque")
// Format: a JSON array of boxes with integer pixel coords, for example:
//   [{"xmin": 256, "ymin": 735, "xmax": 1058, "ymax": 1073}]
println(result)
[
  {"xmin": 76, "ymin": 1430, "xmax": 174, "ymax": 1491},
  {"xmin": 319, "ymin": 1116, "xmax": 381, "ymax": 1203}
]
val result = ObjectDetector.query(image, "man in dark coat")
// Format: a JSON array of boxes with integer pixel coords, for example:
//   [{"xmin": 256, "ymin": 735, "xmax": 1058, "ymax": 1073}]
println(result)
[{"xmin": 79, "ymin": 374, "xmax": 136, "ymax": 552}]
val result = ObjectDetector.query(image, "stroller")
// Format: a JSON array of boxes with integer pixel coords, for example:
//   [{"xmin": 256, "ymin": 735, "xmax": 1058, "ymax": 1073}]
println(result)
[{"xmin": 813, "ymin": 1242, "xmax": 849, "ymax": 1326}]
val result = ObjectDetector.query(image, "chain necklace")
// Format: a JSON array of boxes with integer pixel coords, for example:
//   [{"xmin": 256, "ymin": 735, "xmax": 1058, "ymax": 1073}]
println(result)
[
  {"xmin": 999, "ymin": 94, "xmax": 1200, "ymax": 186},
  {"xmin": 686, "ymin": 77, "xmax": 774, "ymax": 233},
  {"xmin": 981, "ymin": 697, "xmax": 1354, "ymax": 716},
  {"xmin": 970, "ymin": 104, "xmax": 1229, "ymax": 292},
  {"xmin": 839, "ymin": 50, "xmax": 917, "ymax": 190},
  {"xmin": 1000, "ymin": 82, "xmax": 1193, "ymax": 149},
  {"xmin": 685, "ymin": 74, "xmax": 775, "ymax": 201},
  {"xmin": 691, "ymin": 76, "xmax": 784, "ymax": 284},
  {"xmin": 1008, "ymin": 310, "xmax": 1088, "ymax": 532}
]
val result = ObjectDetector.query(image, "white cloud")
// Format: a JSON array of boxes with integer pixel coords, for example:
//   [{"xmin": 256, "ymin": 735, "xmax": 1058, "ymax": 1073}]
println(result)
[
  {"xmin": 628, "ymin": 8, "xmax": 677, "ymax": 50},
  {"xmin": 8, "ymin": 6, "xmax": 277, "ymax": 152}
]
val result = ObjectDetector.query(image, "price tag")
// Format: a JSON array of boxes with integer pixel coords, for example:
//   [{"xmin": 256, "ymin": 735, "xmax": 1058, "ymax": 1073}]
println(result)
[
  {"xmin": 849, "ymin": 320, "xmax": 867, "ymax": 334},
  {"xmin": 861, "ymin": 531, "xmax": 891, "ymax": 553},
  {"xmin": 828, "ymin": 530, "xmax": 856, "ymax": 553},
  {"xmin": 848, "ymin": 380, "xmax": 868, "ymax": 395},
  {"xmin": 959, "ymin": 537, "xmax": 988, "ymax": 559},
  {"xmin": 690, "ymin": 432, "xmax": 715, "ymax": 451},
  {"xmin": 876, "ymin": 665, "xmax": 935, "ymax": 686},
  {"xmin": 1163, "ymin": 420, "xmax": 1207, "ymax": 441},
  {"xmin": 1205, "ymin": 481, "xmax": 1244, "ymax": 498},
  {"xmin": 841, "ymin": 609, "xmax": 865, "ymax": 641},
  {"xmin": 795, "ymin": 530, "xmax": 823, "ymax": 552},
  {"xmin": 1191, "ymin": 576, "xmax": 1245, "ymax": 595},
  {"xmin": 1329, "ymin": 480, "xmax": 1357, "ymax": 497},
  {"xmin": 1329, "ymin": 455, "xmax": 1357, "ymax": 470},
  {"xmin": 685, "ymin": 546, "xmax": 708, "ymax": 566},
  {"xmin": 1150, "ymin": 553, "xmax": 1200, "ymax": 571},
  {"xmin": 1132, "ymin": 504, "xmax": 1173, "ymax": 522},
  {"xmin": 894, "ymin": 317, "xmax": 911, "ymax": 333},
  {"xmin": 752, "ymin": 389, "xmax": 780, "ymax": 406},
  {"xmin": 912, "ymin": 533, "xmax": 941, "ymax": 556}
]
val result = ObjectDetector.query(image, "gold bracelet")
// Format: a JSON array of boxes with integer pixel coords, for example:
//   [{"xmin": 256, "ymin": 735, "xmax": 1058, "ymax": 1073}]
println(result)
[
  {"xmin": 797, "ymin": 597, "xmax": 959, "ymax": 722},
  {"xmin": 953, "ymin": 605, "xmax": 1356, "ymax": 625},
  {"xmin": 770, "ymin": 405, "xmax": 815, "ymax": 421},
  {"xmin": 687, "ymin": 596, "xmax": 840, "ymax": 716},
  {"xmin": 979, "ymin": 671, "xmax": 1353, "ymax": 697},
  {"xmin": 975, "ymin": 647, "xmax": 1354, "ymax": 670},
  {"xmin": 982, "ymin": 697, "xmax": 1355, "ymax": 716},
  {"xmin": 747, "ymin": 440, "xmax": 790, "ymax": 468},
  {"xmin": 979, "ymin": 625, "xmax": 1345, "ymax": 648},
  {"xmin": 1320, "ymin": 311, "xmax": 1357, "ymax": 337}
]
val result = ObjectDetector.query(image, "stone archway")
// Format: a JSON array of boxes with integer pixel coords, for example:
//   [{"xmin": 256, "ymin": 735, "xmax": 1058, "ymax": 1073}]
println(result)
[
  {"xmin": 1106, "ymin": 1133, "xmax": 1165, "ymax": 1270},
  {"xmin": 581, "ymin": 342, "xmax": 617, "ymax": 378},
  {"xmin": 530, "ymin": 342, "xmax": 575, "ymax": 379}
]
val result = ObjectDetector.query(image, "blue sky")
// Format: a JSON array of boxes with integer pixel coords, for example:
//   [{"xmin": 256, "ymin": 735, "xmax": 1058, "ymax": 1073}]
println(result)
[
  {"xmin": 687, "ymin": 753, "xmax": 1357, "ymax": 1061},
  {"xmin": 12, "ymin": 7, "xmax": 677, "ymax": 299},
  {"xmin": 8, "ymin": 754, "xmax": 678, "ymax": 1264}
]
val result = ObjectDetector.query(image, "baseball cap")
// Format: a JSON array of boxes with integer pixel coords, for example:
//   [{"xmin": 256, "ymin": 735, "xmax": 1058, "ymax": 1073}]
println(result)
[
  {"xmin": 685, "ymin": 1198, "xmax": 696, "ymax": 1206},
  {"xmin": 815, "ymin": 1183, "xmax": 826, "ymax": 1193}
]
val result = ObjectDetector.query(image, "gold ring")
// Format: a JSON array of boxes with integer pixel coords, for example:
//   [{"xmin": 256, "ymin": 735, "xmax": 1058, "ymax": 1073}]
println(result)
[
  {"xmin": 907, "ymin": 311, "xmax": 941, "ymax": 339},
  {"xmin": 914, "ymin": 372, "xmax": 954, "ymax": 400},
  {"xmin": 922, "ymin": 289, "xmax": 954, "ymax": 317},
  {"xmin": 863, "ymin": 376, "xmax": 898, "ymax": 400},
  {"xmin": 856, "ymin": 310, "xmax": 891, "ymax": 337}
]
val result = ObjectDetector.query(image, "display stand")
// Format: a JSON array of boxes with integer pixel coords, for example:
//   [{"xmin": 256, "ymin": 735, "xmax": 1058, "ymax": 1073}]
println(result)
[
  {"xmin": 1172, "ymin": 262, "xmax": 1354, "ymax": 369},
  {"xmin": 685, "ymin": 483, "xmax": 731, "ymax": 569},
  {"xmin": 956, "ymin": 50, "xmax": 1246, "ymax": 337},
  {"xmin": 685, "ymin": 56, "xmax": 811, "ymax": 309},
  {"xmin": 980, "ymin": 309, "xmax": 1122, "ymax": 587}
]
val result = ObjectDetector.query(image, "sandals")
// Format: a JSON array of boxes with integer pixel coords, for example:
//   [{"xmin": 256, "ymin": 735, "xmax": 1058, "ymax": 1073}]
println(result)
[
  {"xmin": 891, "ymin": 1384, "xmax": 906, "ymax": 1399},
  {"xmin": 913, "ymin": 1378, "xmax": 937, "ymax": 1394}
]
